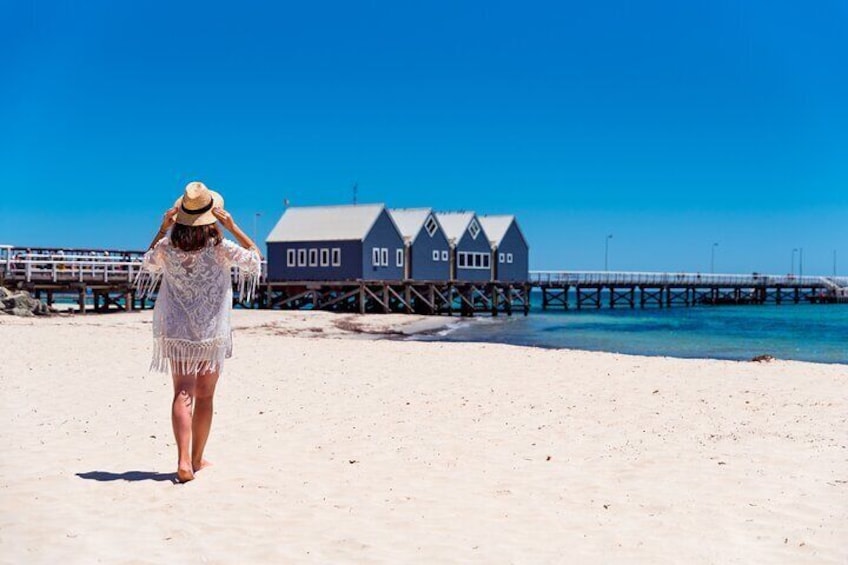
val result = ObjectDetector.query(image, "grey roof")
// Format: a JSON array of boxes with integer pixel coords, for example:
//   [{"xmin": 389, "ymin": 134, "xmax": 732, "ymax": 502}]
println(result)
[
  {"xmin": 478, "ymin": 215, "xmax": 514, "ymax": 246},
  {"xmin": 434, "ymin": 212, "xmax": 477, "ymax": 243},
  {"xmin": 388, "ymin": 208, "xmax": 434, "ymax": 242},
  {"xmin": 266, "ymin": 203, "xmax": 386, "ymax": 243}
]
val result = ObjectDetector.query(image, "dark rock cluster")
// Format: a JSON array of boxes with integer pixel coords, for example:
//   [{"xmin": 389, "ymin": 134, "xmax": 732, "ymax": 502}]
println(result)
[{"xmin": 0, "ymin": 287, "xmax": 53, "ymax": 316}]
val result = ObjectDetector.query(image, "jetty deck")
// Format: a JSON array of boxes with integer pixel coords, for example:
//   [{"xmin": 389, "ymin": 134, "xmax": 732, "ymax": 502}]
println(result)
[
  {"xmin": 531, "ymin": 270, "xmax": 848, "ymax": 309},
  {"xmin": 2, "ymin": 246, "xmax": 846, "ymax": 314}
]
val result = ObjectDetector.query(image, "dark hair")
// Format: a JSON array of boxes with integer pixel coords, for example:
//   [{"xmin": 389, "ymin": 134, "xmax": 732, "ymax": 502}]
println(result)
[{"xmin": 170, "ymin": 223, "xmax": 222, "ymax": 252}]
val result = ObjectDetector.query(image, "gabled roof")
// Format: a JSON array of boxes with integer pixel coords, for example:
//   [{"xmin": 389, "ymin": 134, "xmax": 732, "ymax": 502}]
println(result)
[
  {"xmin": 387, "ymin": 208, "xmax": 434, "ymax": 242},
  {"xmin": 479, "ymin": 215, "xmax": 529, "ymax": 248},
  {"xmin": 435, "ymin": 212, "xmax": 477, "ymax": 243},
  {"xmin": 478, "ymin": 215, "xmax": 514, "ymax": 246},
  {"xmin": 266, "ymin": 203, "xmax": 386, "ymax": 243}
]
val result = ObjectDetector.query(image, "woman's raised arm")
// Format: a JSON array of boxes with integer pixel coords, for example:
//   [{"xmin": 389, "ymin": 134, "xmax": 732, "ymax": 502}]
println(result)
[{"xmin": 148, "ymin": 207, "xmax": 179, "ymax": 250}]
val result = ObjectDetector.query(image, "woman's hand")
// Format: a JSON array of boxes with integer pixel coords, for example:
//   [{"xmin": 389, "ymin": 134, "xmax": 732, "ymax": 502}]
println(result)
[
  {"xmin": 212, "ymin": 207, "xmax": 237, "ymax": 232},
  {"xmin": 160, "ymin": 206, "xmax": 179, "ymax": 232}
]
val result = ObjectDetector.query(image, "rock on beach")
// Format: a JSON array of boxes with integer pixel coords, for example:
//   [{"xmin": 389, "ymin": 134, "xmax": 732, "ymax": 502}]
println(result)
[{"xmin": 0, "ymin": 287, "xmax": 52, "ymax": 316}]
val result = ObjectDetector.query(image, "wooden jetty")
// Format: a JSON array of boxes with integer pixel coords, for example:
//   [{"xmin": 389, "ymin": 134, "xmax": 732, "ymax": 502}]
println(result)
[
  {"xmin": 0, "ymin": 246, "xmax": 530, "ymax": 316},
  {"xmin": 531, "ymin": 271, "xmax": 848, "ymax": 309},
  {"xmin": 259, "ymin": 281, "xmax": 531, "ymax": 316},
  {"xmin": 3, "ymin": 246, "xmax": 845, "ymax": 314}
]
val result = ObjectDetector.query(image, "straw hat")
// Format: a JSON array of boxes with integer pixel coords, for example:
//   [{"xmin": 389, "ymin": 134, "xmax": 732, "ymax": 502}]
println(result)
[{"xmin": 174, "ymin": 181, "xmax": 224, "ymax": 226}]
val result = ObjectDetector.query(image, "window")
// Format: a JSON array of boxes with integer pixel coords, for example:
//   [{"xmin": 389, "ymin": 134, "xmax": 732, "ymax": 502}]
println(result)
[
  {"xmin": 372, "ymin": 248, "xmax": 381, "ymax": 266},
  {"xmin": 396, "ymin": 248, "xmax": 404, "ymax": 267},
  {"xmin": 499, "ymin": 253, "xmax": 505, "ymax": 263},
  {"xmin": 331, "ymin": 248, "xmax": 341, "ymax": 267},
  {"xmin": 473, "ymin": 254, "xmax": 481, "ymax": 268},
  {"xmin": 297, "ymin": 249, "xmax": 307, "ymax": 267},
  {"xmin": 441, "ymin": 250, "xmax": 448, "ymax": 261},
  {"xmin": 286, "ymin": 249, "xmax": 296, "ymax": 267},
  {"xmin": 468, "ymin": 219, "xmax": 481, "ymax": 239},
  {"xmin": 380, "ymin": 248, "xmax": 389, "ymax": 267},
  {"xmin": 432, "ymin": 250, "xmax": 440, "ymax": 261},
  {"xmin": 482, "ymin": 254, "xmax": 490, "ymax": 268},
  {"xmin": 320, "ymin": 248, "xmax": 329, "ymax": 267},
  {"xmin": 506, "ymin": 253, "xmax": 513, "ymax": 264},
  {"xmin": 424, "ymin": 215, "xmax": 438, "ymax": 237},
  {"xmin": 458, "ymin": 253, "xmax": 467, "ymax": 268},
  {"xmin": 308, "ymin": 249, "xmax": 318, "ymax": 267}
]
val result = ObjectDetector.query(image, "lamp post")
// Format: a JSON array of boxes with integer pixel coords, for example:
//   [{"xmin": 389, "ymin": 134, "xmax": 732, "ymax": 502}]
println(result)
[
  {"xmin": 604, "ymin": 234, "xmax": 613, "ymax": 271},
  {"xmin": 710, "ymin": 242, "xmax": 719, "ymax": 274},
  {"xmin": 834, "ymin": 250, "xmax": 837, "ymax": 276},
  {"xmin": 253, "ymin": 212, "xmax": 262, "ymax": 245},
  {"xmin": 791, "ymin": 248, "xmax": 798, "ymax": 276},
  {"xmin": 799, "ymin": 247, "xmax": 804, "ymax": 279}
]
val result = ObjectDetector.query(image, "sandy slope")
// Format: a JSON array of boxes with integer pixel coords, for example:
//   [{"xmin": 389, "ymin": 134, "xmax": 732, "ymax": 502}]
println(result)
[{"xmin": 0, "ymin": 310, "xmax": 845, "ymax": 564}]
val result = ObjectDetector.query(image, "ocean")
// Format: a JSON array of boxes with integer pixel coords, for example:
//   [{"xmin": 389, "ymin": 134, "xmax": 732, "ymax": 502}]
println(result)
[{"xmin": 419, "ymin": 292, "xmax": 848, "ymax": 364}]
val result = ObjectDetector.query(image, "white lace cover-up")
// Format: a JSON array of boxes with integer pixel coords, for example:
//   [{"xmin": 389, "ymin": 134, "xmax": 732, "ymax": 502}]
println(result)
[{"xmin": 137, "ymin": 238, "xmax": 261, "ymax": 375}]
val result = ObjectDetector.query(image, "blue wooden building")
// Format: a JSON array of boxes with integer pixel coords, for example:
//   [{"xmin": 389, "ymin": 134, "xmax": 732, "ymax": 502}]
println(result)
[
  {"xmin": 388, "ymin": 208, "xmax": 451, "ymax": 281},
  {"xmin": 435, "ymin": 212, "xmax": 492, "ymax": 282},
  {"xmin": 265, "ymin": 204, "xmax": 405, "ymax": 281},
  {"xmin": 479, "ymin": 215, "xmax": 529, "ymax": 282}
]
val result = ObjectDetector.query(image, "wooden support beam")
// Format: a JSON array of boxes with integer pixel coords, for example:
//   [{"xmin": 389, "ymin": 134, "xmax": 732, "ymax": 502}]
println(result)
[
  {"xmin": 322, "ymin": 287, "xmax": 361, "ymax": 310},
  {"xmin": 409, "ymin": 285, "xmax": 435, "ymax": 313},
  {"xmin": 386, "ymin": 285, "xmax": 412, "ymax": 313}
]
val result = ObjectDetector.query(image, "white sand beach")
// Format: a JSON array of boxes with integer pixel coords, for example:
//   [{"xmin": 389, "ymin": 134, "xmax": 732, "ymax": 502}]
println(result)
[{"xmin": 0, "ymin": 310, "xmax": 845, "ymax": 564}]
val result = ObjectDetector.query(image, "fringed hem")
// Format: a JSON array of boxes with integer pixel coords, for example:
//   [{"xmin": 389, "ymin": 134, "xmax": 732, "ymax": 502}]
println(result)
[
  {"xmin": 150, "ymin": 337, "xmax": 231, "ymax": 376},
  {"xmin": 135, "ymin": 268, "xmax": 162, "ymax": 298},
  {"xmin": 235, "ymin": 268, "xmax": 260, "ymax": 303}
]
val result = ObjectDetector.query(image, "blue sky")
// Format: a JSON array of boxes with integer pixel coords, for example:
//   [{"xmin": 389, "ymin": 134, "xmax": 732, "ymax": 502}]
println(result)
[{"xmin": 1, "ymin": 0, "xmax": 846, "ymax": 275}]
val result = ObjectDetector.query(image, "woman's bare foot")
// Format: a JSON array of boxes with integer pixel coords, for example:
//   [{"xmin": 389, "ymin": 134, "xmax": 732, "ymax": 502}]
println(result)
[
  {"xmin": 176, "ymin": 465, "xmax": 195, "ymax": 483},
  {"xmin": 192, "ymin": 459, "xmax": 212, "ymax": 473}
]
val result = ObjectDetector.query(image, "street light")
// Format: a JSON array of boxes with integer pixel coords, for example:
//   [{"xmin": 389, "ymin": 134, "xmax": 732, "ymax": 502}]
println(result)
[
  {"xmin": 604, "ymin": 234, "xmax": 613, "ymax": 271},
  {"xmin": 834, "ymin": 250, "xmax": 838, "ymax": 277},
  {"xmin": 253, "ymin": 212, "xmax": 262, "ymax": 244},
  {"xmin": 791, "ymin": 248, "xmax": 798, "ymax": 276},
  {"xmin": 710, "ymin": 242, "xmax": 719, "ymax": 274},
  {"xmin": 799, "ymin": 247, "xmax": 804, "ymax": 279}
]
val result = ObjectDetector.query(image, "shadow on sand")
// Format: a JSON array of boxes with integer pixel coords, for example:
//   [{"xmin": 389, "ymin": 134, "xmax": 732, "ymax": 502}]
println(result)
[{"xmin": 76, "ymin": 471, "xmax": 177, "ymax": 483}]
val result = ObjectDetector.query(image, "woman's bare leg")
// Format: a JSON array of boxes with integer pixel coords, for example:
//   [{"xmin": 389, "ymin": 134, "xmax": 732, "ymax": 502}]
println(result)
[
  {"xmin": 191, "ymin": 368, "xmax": 220, "ymax": 472},
  {"xmin": 172, "ymin": 370, "xmax": 196, "ymax": 483}
]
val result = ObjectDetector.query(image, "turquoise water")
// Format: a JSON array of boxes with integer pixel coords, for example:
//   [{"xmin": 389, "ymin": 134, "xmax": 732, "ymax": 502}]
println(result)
[{"xmin": 422, "ymin": 296, "xmax": 848, "ymax": 364}]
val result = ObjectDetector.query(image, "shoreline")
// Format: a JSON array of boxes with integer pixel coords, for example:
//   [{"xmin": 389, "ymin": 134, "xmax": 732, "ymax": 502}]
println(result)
[{"xmin": 2, "ymin": 308, "xmax": 845, "ymax": 367}]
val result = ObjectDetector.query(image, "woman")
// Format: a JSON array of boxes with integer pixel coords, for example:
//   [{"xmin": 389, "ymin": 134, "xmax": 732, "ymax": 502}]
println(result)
[{"xmin": 138, "ymin": 181, "xmax": 261, "ymax": 483}]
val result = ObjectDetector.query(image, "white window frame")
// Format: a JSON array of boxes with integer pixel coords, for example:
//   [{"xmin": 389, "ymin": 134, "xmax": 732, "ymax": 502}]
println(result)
[
  {"xmin": 441, "ymin": 250, "xmax": 448, "ymax": 261},
  {"xmin": 286, "ymin": 249, "xmax": 296, "ymax": 267},
  {"xmin": 432, "ymin": 249, "xmax": 440, "ymax": 261},
  {"xmin": 482, "ymin": 254, "xmax": 490, "ymax": 269},
  {"xmin": 499, "ymin": 253, "xmax": 505, "ymax": 263},
  {"xmin": 308, "ymin": 248, "xmax": 318, "ymax": 267},
  {"xmin": 468, "ymin": 219, "xmax": 481, "ymax": 240},
  {"xmin": 473, "ymin": 253, "xmax": 481, "ymax": 268},
  {"xmin": 372, "ymin": 247, "xmax": 381, "ymax": 267},
  {"xmin": 507, "ymin": 253, "xmax": 513, "ymax": 264},
  {"xmin": 396, "ymin": 248, "xmax": 404, "ymax": 267},
  {"xmin": 380, "ymin": 248, "xmax": 389, "ymax": 267},
  {"xmin": 320, "ymin": 248, "xmax": 329, "ymax": 267},
  {"xmin": 458, "ymin": 252, "xmax": 467, "ymax": 268},
  {"xmin": 424, "ymin": 215, "xmax": 438, "ymax": 237},
  {"xmin": 297, "ymin": 249, "xmax": 307, "ymax": 267},
  {"xmin": 331, "ymin": 248, "xmax": 341, "ymax": 267}
]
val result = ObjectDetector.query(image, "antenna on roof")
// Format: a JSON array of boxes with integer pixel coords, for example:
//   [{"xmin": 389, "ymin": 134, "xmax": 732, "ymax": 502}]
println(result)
[
  {"xmin": 352, "ymin": 182, "xmax": 358, "ymax": 206},
  {"xmin": 283, "ymin": 198, "xmax": 290, "ymax": 208}
]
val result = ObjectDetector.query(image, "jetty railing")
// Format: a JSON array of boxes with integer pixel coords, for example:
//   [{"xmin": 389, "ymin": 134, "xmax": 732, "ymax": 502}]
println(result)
[
  {"xmin": 529, "ymin": 270, "xmax": 847, "ymax": 289},
  {"xmin": 0, "ymin": 249, "xmax": 268, "ymax": 285}
]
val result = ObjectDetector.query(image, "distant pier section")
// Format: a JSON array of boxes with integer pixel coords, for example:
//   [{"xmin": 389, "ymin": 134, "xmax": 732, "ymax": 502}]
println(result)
[{"xmin": 532, "ymin": 270, "xmax": 848, "ymax": 309}]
